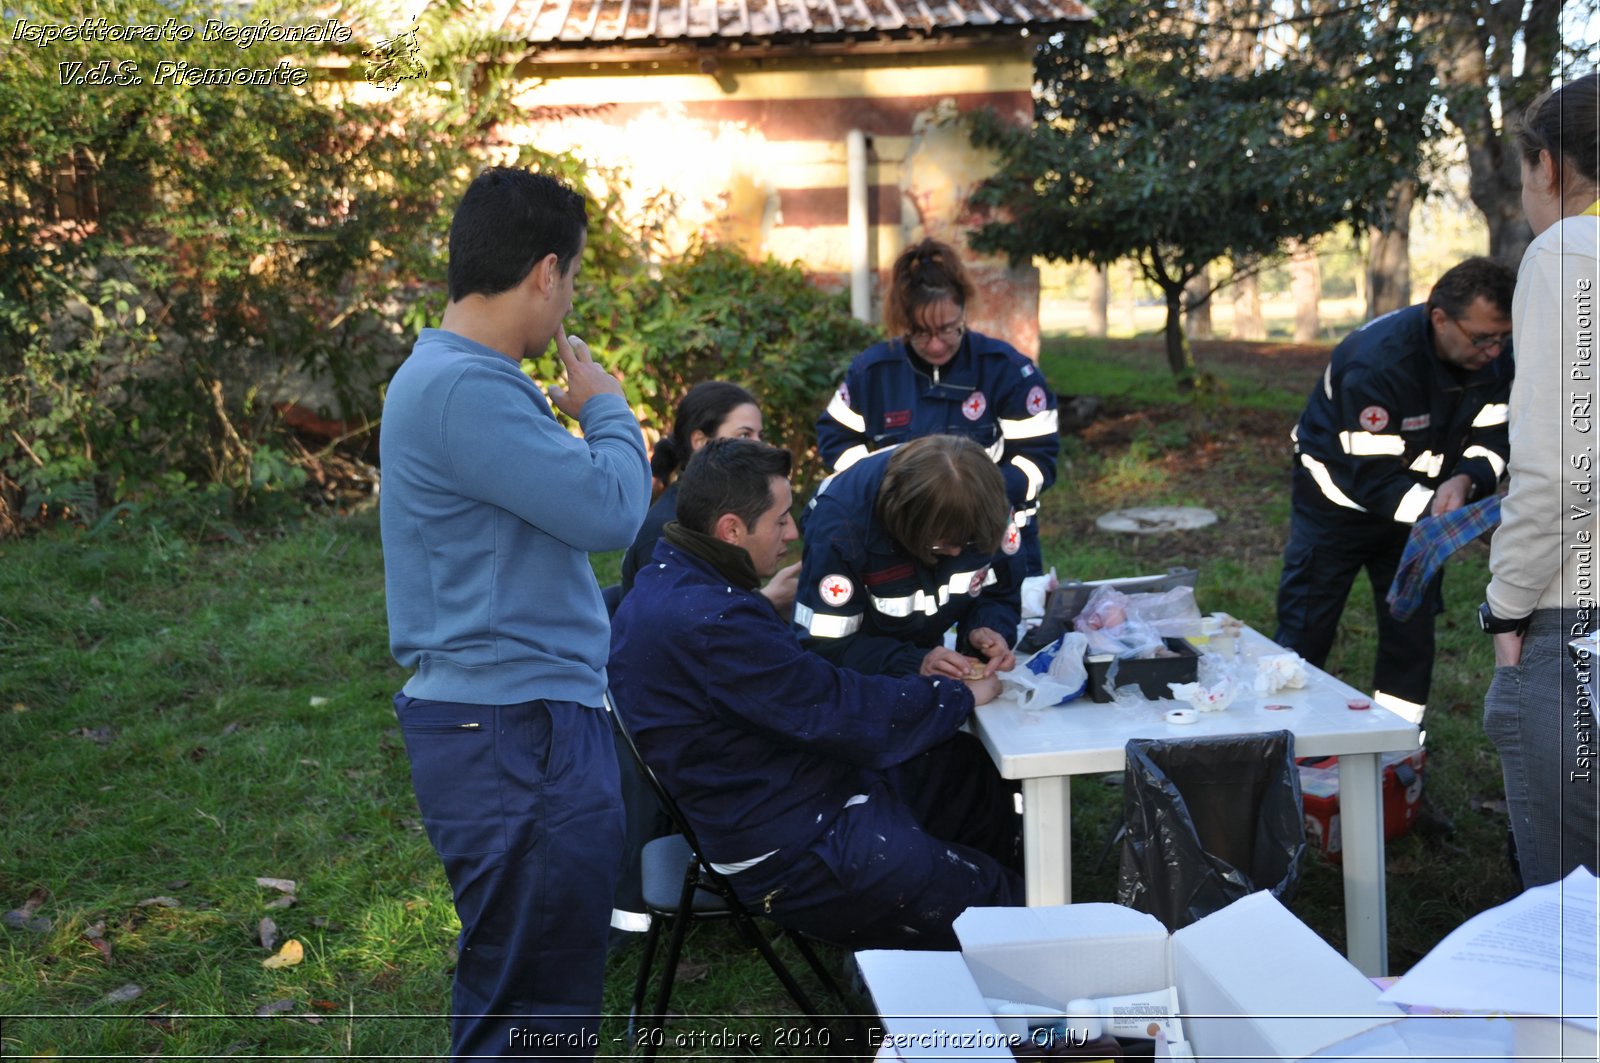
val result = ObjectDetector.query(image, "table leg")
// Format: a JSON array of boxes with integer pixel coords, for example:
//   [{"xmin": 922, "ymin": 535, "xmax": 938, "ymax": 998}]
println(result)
[
  {"xmin": 1022, "ymin": 776, "xmax": 1071, "ymax": 906},
  {"xmin": 1338, "ymin": 752, "xmax": 1388, "ymax": 976}
]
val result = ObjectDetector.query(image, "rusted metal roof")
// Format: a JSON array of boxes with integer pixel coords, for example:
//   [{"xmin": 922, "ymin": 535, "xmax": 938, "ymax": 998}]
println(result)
[{"xmin": 345, "ymin": 0, "xmax": 1089, "ymax": 49}]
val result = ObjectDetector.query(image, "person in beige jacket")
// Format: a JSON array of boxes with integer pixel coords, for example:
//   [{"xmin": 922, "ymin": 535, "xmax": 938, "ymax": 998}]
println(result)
[{"xmin": 1482, "ymin": 72, "xmax": 1600, "ymax": 889}]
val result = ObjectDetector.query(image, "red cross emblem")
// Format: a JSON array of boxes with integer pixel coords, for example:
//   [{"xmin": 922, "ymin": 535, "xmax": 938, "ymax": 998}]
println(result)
[
  {"xmin": 1358, "ymin": 405, "xmax": 1389, "ymax": 431},
  {"xmin": 819, "ymin": 574, "xmax": 854, "ymax": 606},
  {"xmin": 962, "ymin": 391, "xmax": 987, "ymax": 421},
  {"xmin": 1025, "ymin": 386, "xmax": 1048, "ymax": 415},
  {"xmin": 969, "ymin": 567, "xmax": 990, "ymax": 596},
  {"xmin": 1002, "ymin": 524, "xmax": 1021, "ymax": 555},
  {"xmin": 837, "ymin": 383, "xmax": 850, "ymax": 408}
]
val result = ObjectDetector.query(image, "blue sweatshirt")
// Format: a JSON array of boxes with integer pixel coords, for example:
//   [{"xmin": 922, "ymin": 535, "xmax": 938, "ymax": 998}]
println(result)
[{"xmin": 380, "ymin": 328, "xmax": 650, "ymax": 706}]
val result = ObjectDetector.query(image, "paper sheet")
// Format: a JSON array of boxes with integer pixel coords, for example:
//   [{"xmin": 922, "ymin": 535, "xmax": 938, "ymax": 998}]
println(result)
[{"xmin": 1378, "ymin": 867, "xmax": 1599, "ymax": 1031}]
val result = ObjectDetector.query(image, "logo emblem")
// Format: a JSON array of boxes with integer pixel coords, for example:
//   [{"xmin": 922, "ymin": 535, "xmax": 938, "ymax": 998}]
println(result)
[
  {"xmin": 837, "ymin": 383, "xmax": 850, "ymax": 408},
  {"xmin": 1001, "ymin": 524, "xmax": 1021, "ymax": 555},
  {"xmin": 1025, "ymin": 386, "xmax": 1048, "ymax": 415},
  {"xmin": 1358, "ymin": 406, "xmax": 1389, "ymax": 431},
  {"xmin": 819, "ymin": 575, "xmax": 854, "ymax": 606},
  {"xmin": 962, "ymin": 392, "xmax": 987, "ymax": 421},
  {"xmin": 969, "ymin": 567, "xmax": 990, "ymax": 596},
  {"xmin": 884, "ymin": 409, "xmax": 911, "ymax": 429},
  {"xmin": 1400, "ymin": 414, "xmax": 1430, "ymax": 431}
]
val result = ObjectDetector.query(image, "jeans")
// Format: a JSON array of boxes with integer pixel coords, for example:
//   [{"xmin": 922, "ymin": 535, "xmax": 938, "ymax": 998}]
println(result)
[{"xmin": 1482, "ymin": 610, "xmax": 1599, "ymax": 889}]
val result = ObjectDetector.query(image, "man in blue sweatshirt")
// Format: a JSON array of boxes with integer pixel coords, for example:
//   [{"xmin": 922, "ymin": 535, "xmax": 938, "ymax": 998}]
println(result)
[
  {"xmin": 610, "ymin": 439, "xmax": 1021, "ymax": 950},
  {"xmin": 380, "ymin": 167, "xmax": 650, "ymax": 1061}
]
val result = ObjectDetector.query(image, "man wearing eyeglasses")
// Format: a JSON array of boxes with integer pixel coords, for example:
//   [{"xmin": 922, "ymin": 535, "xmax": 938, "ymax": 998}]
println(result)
[{"xmin": 1274, "ymin": 256, "xmax": 1516, "ymax": 725}]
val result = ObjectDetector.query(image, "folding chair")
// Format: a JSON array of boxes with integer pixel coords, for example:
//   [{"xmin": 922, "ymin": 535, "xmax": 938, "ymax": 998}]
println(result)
[{"xmin": 603, "ymin": 692, "xmax": 855, "ymax": 1058}]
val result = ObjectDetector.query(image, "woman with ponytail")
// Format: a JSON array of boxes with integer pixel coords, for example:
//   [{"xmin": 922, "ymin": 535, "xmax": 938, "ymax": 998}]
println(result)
[{"xmin": 620, "ymin": 382, "xmax": 799, "ymax": 613}]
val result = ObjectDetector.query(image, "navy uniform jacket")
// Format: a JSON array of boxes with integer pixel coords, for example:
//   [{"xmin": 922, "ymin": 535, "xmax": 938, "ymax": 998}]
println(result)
[
  {"xmin": 1291, "ymin": 304, "xmax": 1512, "ymax": 526},
  {"xmin": 608, "ymin": 540, "xmax": 976, "ymax": 866},
  {"xmin": 816, "ymin": 331, "xmax": 1059, "ymax": 531},
  {"xmin": 795, "ymin": 448, "xmax": 1024, "ymax": 676}
]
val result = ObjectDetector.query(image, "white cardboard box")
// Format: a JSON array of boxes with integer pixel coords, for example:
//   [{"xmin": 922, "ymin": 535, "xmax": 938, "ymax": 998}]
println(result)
[{"xmin": 857, "ymin": 891, "xmax": 1408, "ymax": 1062}]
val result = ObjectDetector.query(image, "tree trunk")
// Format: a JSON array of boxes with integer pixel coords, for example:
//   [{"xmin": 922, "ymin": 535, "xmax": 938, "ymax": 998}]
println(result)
[
  {"xmin": 1366, "ymin": 178, "xmax": 1413, "ymax": 320},
  {"xmin": 1291, "ymin": 242, "xmax": 1320, "ymax": 343},
  {"xmin": 1122, "ymin": 260, "xmax": 1139, "ymax": 334},
  {"xmin": 1163, "ymin": 284, "xmax": 1195, "ymax": 383},
  {"xmin": 1184, "ymin": 268, "xmax": 1213, "ymax": 339},
  {"xmin": 1232, "ymin": 274, "xmax": 1265, "ymax": 340},
  {"xmin": 1088, "ymin": 265, "xmax": 1109, "ymax": 338},
  {"xmin": 1422, "ymin": 0, "xmax": 1559, "ymax": 267}
]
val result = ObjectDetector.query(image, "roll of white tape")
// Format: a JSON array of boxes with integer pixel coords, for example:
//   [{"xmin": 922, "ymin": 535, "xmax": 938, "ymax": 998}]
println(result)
[{"xmin": 1165, "ymin": 708, "xmax": 1198, "ymax": 725}]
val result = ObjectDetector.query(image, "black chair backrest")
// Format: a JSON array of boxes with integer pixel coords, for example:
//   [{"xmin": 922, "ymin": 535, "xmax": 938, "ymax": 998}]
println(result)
[{"xmin": 605, "ymin": 690, "xmax": 721, "ymax": 879}]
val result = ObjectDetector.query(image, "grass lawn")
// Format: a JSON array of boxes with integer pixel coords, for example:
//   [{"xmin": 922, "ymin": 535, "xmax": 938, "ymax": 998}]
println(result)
[{"xmin": 0, "ymin": 336, "xmax": 1519, "ymax": 1058}]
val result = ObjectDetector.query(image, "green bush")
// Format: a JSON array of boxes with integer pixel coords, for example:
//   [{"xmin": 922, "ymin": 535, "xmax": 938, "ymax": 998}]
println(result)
[
  {"xmin": 1, "ymin": 2, "xmax": 872, "ymax": 535},
  {"xmin": 544, "ymin": 242, "xmax": 877, "ymax": 493}
]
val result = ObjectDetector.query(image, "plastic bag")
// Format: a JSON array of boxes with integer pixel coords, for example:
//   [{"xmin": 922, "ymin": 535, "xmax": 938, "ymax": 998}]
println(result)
[
  {"xmin": 1073, "ymin": 586, "xmax": 1165, "ymax": 659},
  {"xmin": 1000, "ymin": 632, "xmax": 1090, "ymax": 709},
  {"xmin": 1117, "ymin": 731, "xmax": 1306, "ymax": 931}
]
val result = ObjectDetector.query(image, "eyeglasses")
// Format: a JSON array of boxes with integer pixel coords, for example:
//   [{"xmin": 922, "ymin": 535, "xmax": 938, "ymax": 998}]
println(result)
[
  {"xmin": 908, "ymin": 320, "xmax": 966, "ymax": 346},
  {"xmin": 1448, "ymin": 317, "xmax": 1512, "ymax": 351}
]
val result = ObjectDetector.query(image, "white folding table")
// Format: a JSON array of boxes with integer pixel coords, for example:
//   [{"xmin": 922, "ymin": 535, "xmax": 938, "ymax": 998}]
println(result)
[{"xmin": 971, "ymin": 626, "xmax": 1420, "ymax": 976}]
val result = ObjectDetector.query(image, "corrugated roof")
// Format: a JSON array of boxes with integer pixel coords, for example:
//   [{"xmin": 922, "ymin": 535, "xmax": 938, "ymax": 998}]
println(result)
[{"xmin": 341, "ymin": 0, "xmax": 1088, "ymax": 49}]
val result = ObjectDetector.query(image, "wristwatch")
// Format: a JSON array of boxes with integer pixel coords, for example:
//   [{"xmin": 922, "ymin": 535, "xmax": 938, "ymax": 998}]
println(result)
[{"xmin": 1478, "ymin": 603, "xmax": 1529, "ymax": 636}]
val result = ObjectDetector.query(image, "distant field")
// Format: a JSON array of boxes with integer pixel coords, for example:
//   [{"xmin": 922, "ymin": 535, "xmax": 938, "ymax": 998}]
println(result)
[{"xmin": 1042, "ymin": 294, "xmax": 1369, "ymax": 344}]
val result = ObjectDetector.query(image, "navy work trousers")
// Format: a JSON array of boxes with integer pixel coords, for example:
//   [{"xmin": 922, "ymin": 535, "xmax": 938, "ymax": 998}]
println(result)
[
  {"xmin": 727, "ymin": 732, "xmax": 1023, "ymax": 951},
  {"xmin": 395, "ymin": 694, "xmax": 624, "ymax": 1061},
  {"xmin": 1274, "ymin": 504, "xmax": 1442, "ymax": 710}
]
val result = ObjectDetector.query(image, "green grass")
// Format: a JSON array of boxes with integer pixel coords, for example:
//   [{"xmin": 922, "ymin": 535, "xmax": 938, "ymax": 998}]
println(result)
[{"xmin": 1, "ymin": 337, "xmax": 1521, "ymax": 1057}]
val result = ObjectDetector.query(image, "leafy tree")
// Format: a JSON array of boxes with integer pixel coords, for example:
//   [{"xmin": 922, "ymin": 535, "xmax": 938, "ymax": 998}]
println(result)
[
  {"xmin": 1419, "ymin": 0, "xmax": 1589, "ymax": 264},
  {"xmin": 967, "ymin": 0, "xmax": 1438, "ymax": 382}
]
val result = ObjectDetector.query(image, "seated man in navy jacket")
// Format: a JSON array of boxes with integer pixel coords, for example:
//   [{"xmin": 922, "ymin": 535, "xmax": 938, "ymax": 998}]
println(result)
[{"xmin": 609, "ymin": 439, "xmax": 1021, "ymax": 950}]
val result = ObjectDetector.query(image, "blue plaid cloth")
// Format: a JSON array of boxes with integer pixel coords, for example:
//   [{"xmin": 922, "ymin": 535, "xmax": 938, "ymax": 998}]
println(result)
[{"xmin": 1386, "ymin": 495, "xmax": 1501, "ymax": 622}]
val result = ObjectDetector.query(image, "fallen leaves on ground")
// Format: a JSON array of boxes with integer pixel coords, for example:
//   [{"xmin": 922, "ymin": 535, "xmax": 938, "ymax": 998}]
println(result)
[
  {"xmin": 259, "ymin": 917, "xmax": 278, "ymax": 951},
  {"xmin": 254, "ymin": 999, "xmax": 296, "ymax": 1017},
  {"xmin": 69, "ymin": 726, "xmax": 116, "ymax": 745},
  {"xmin": 255, "ymin": 877, "xmax": 296, "ymax": 894},
  {"xmin": 103, "ymin": 983, "xmax": 142, "ymax": 1004},
  {"xmin": 137, "ymin": 896, "xmax": 181, "ymax": 908},
  {"xmin": 3, "ymin": 888, "xmax": 52, "ymax": 933},
  {"xmin": 261, "ymin": 939, "xmax": 304, "ymax": 969}
]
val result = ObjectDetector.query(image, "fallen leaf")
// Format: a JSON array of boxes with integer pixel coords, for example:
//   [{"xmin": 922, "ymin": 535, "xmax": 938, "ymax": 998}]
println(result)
[
  {"xmin": 103, "ymin": 983, "xmax": 143, "ymax": 1004},
  {"xmin": 310, "ymin": 999, "xmax": 338, "ymax": 1010},
  {"xmin": 297, "ymin": 758, "xmax": 320, "ymax": 767},
  {"xmin": 677, "ymin": 960, "xmax": 709, "ymax": 984},
  {"xmin": 2, "ymin": 910, "xmax": 52, "ymax": 933},
  {"xmin": 1471, "ymin": 796, "xmax": 1509, "ymax": 815},
  {"xmin": 69, "ymin": 726, "xmax": 116, "ymax": 744},
  {"xmin": 89, "ymin": 937, "xmax": 113, "ymax": 963},
  {"xmin": 222, "ymin": 721, "xmax": 243, "ymax": 735},
  {"xmin": 255, "ymin": 877, "xmax": 296, "ymax": 894},
  {"xmin": 308, "ymin": 696, "xmax": 329, "ymax": 707},
  {"xmin": 258, "ymin": 917, "xmax": 278, "ymax": 951},
  {"xmin": 254, "ymin": 998, "xmax": 296, "ymax": 1017},
  {"xmin": 262, "ymin": 939, "xmax": 304, "ymax": 969},
  {"xmin": 165, "ymin": 880, "xmax": 189, "ymax": 891},
  {"xmin": 89, "ymin": 595, "xmax": 105, "ymax": 611},
  {"xmin": 82, "ymin": 921, "xmax": 106, "ymax": 940},
  {"xmin": 137, "ymin": 896, "xmax": 181, "ymax": 908},
  {"xmin": 265, "ymin": 895, "xmax": 296, "ymax": 910},
  {"xmin": 22, "ymin": 888, "xmax": 47, "ymax": 914}
]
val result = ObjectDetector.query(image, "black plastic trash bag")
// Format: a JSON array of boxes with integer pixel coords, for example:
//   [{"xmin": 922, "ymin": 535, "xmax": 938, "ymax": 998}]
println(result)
[{"xmin": 1116, "ymin": 730, "xmax": 1306, "ymax": 931}]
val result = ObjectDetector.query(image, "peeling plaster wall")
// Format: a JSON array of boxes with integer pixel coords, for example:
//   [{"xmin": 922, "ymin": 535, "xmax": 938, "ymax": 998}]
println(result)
[{"xmin": 505, "ymin": 48, "xmax": 1041, "ymax": 356}]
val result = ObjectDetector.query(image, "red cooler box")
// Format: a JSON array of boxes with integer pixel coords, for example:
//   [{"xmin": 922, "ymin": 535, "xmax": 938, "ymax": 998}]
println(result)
[{"xmin": 1297, "ymin": 748, "xmax": 1426, "ymax": 862}]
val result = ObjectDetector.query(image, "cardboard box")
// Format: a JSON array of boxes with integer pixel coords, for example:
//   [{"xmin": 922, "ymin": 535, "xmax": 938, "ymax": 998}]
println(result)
[
  {"xmin": 857, "ymin": 892, "xmax": 1408, "ymax": 1062},
  {"xmin": 1298, "ymin": 748, "xmax": 1426, "ymax": 861}
]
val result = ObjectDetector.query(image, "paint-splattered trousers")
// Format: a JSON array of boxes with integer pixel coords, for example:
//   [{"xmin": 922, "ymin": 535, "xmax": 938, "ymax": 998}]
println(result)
[{"xmin": 726, "ymin": 732, "xmax": 1023, "ymax": 950}]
